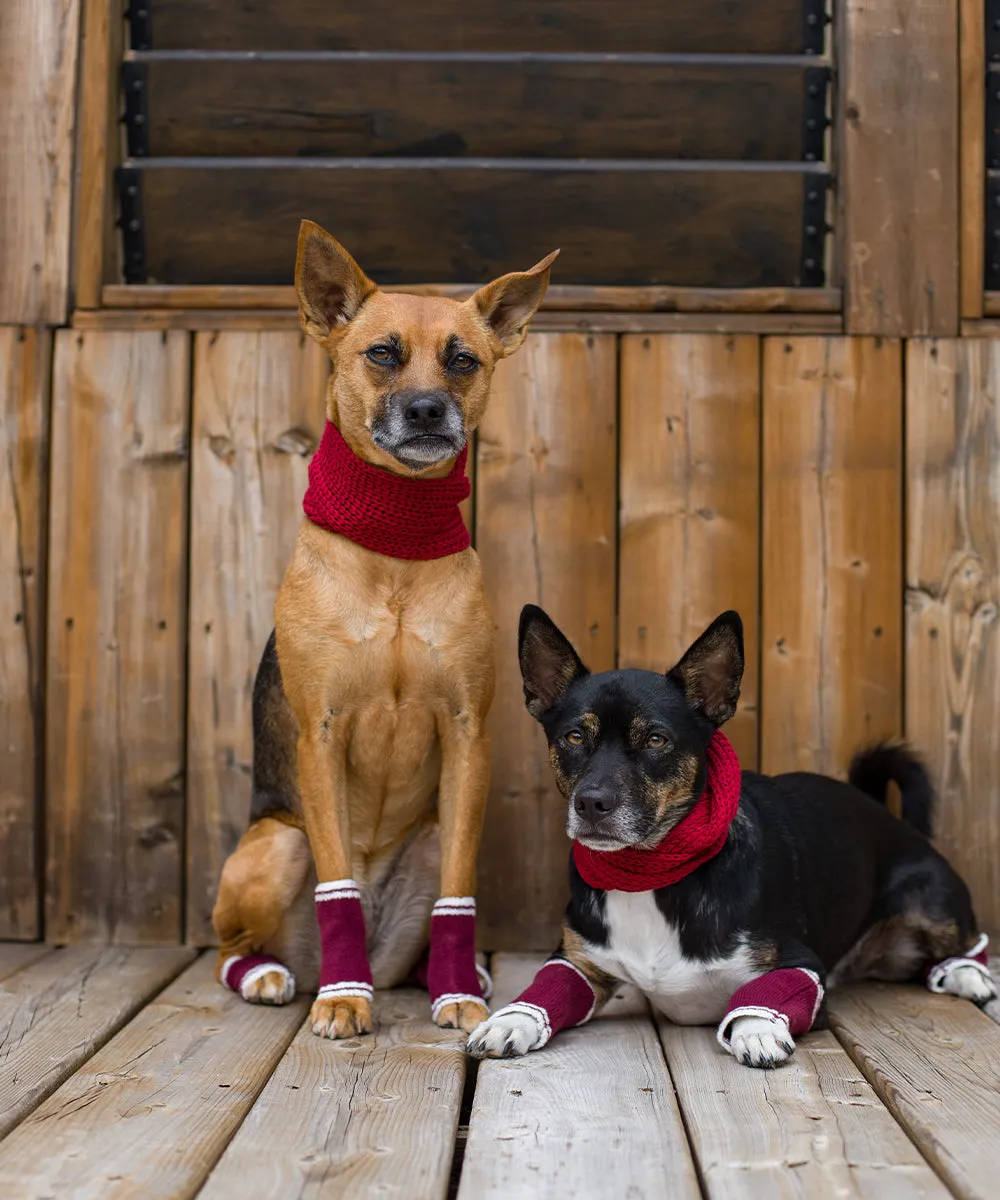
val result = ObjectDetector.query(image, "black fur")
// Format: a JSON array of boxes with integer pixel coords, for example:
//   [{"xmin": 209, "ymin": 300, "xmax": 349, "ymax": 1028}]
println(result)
[
  {"xmin": 849, "ymin": 742, "xmax": 934, "ymax": 837},
  {"xmin": 519, "ymin": 605, "xmax": 982, "ymax": 995}
]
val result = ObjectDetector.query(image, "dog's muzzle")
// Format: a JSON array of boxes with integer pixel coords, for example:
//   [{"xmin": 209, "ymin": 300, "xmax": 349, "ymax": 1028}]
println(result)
[{"xmin": 372, "ymin": 388, "xmax": 466, "ymax": 468}]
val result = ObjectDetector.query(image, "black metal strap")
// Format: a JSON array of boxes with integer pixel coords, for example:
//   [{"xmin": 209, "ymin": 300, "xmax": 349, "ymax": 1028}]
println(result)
[
  {"xmin": 800, "ymin": 176, "xmax": 828, "ymax": 287},
  {"xmin": 802, "ymin": 66, "xmax": 829, "ymax": 163},
  {"xmin": 121, "ymin": 61, "xmax": 149, "ymax": 158},
  {"xmin": 802, "ymin": 0, "xmax": 830, "ymax": 56},
  {"xmin": 116, "ymin": 167, "xmax": 147, "ymax": 284},
  {"xmin": 125, "ymin": 2, "xmax": 153, "ymax": 51}
]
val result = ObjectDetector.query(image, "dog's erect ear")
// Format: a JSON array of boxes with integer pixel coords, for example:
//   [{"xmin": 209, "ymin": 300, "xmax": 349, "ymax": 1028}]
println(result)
[
  {"xmin": 469, "ymin": 250, "xmax": 559, "ymax": 357},
  {"xmin": 518, "ymin": 603, "xmax": 588, "ymax": 720},
  {"xmin": 667, "ymin": 611, "xmax": 745, "ymax": 727},
  {"xmin": 295, "ymin": 220, "xmax": 377, "ymax": 342}
]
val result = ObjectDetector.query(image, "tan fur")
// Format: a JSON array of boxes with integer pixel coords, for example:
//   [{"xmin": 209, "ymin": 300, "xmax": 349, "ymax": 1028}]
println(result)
[
  {"xmin": 828, "ymin": 913, "xmax": 964, "ymax": 987},
  {"xmin": 558, "ymin": 925, "xmax": 619, "ymax": 1011},
  {"xmin": 213, "ymin": 222, "xmax": 556, "ymax": 1037}
]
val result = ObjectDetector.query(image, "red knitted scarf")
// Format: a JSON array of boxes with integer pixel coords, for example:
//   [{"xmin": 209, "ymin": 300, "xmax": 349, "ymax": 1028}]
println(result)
[
  {"xmin": 573, "ymin": 730, "xmax": 742, "ymax": 892},
  {"xmin": 302, "ymin": 421, "xmax": 471, "ymax": 560}
]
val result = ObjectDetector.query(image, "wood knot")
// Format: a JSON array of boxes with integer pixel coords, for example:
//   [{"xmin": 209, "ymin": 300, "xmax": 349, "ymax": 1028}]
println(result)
[{"xmin": 273, "ymin": 427, "xmax": 316, "ymax": 456}]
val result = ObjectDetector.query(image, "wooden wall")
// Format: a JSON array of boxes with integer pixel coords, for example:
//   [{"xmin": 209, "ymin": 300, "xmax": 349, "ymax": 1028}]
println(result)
[{"xmin": 7, "ymin": 327, "xmax": 1000, "ymax": 950}]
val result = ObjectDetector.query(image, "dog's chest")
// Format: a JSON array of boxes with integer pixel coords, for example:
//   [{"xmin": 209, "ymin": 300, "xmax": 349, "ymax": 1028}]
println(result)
[{"xmin": 585, "ymin": 890, "xmax": 758, "ymax": 1025}]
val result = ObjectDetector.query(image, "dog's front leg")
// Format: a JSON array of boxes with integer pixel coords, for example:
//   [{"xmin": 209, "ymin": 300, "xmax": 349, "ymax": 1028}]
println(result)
[
  {"xmin": 430, "ymin": 714, "xmax": 492, "ymax": 1032},
  {"xmin": 297, "ymin": 727, "xmax": 374, "ymax": 1039}
]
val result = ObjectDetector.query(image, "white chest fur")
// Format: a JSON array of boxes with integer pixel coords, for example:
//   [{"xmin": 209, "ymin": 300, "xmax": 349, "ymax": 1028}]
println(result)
[{"xmin": 584, "ymin": 890, "xmax": 759, "ymax": 1025}]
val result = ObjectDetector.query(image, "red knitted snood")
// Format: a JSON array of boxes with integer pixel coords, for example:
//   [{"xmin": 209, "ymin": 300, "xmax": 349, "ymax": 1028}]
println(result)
[{"xmin": 302, "ymin": 421, "xmax": 471, "ymax": 559}]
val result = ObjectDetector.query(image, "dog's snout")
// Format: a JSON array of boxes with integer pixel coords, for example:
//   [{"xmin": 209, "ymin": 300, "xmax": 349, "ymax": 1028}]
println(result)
[
  {"xmin": 574, "ymin": 788, "xmax": 621, "ymax": 825},
  {"xmin": 403, "ymin": 391, "xmax": 447, "ymax": 431}
]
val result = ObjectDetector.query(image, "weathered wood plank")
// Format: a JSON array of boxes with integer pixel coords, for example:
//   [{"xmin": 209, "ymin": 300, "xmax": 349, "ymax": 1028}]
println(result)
[
  {"xmin": 460, "ymin": 954, "xmax": 700, "ymax": 1199},
  {"xmin": 46, "ymin": 331, "xmax": 191, "ymax": 943},
  {"xmin": 186, "ymin": 332, "xmax": 328, "ymax": 943},
  {"xmin": 960, "ymin": 0, "xmax": 985, "ymax": 317},
  {"xmin": 71, "ymin": 307, "xmax": 845, "ymax": 335},
  {"xmin": 136, "ymin": 55, "xmax": 819, "ymax": 162},
  {"xmin": 0, "ymin": 943, "xmax": 55, "ymax": 981},
  {"xmin": 985, "ymin": 957, "xmax": 1000, "ymax": 1025},
  {"xmin": 129, "ymin": 160, "xmax": 826, "ymax": 289},
  {"xmin": 761, "ymin": 337, "xmax": 903, "ymax": 777},
  {"xmin": 841, "ymin": 0, "xmax": 959, "ymax": 335},
  {"xmin": 829, "ymin": 983, "xmax": 1000, "ymax": 1200},
  {"xmin": 200, "ymin": 988, "xmax": 465, "ymax": 1199},
  {"xmin": 476, "ymin": 334, "xmax": 617, "ymax": 951},
  {"xmin": 101, "ymin": 284, "xmax": 844, "ymax": 313},
  {"xmin": 0, "ymin": 0, "xmax": 80, "ymax": 322},
  {"xmin": 74, "ymin": 0, "xmax": 124, "ymax": 308},
  {"xmin": 0, "ymin": 954, "xmax": 306, "ymax": 1199},
  {"xmin": 146, "ymin": 0, "xmax": 810, "ymax": 54},
  {"xmin": 658, "ymin": 1019, "xmax": 950, "ymax": 1199},
  {"xmin": 0, "ymin": 945, "xmax": 194, "ymax": 1140},
  {"xmin": 618, "ymin": 334, "xmax": 760, "ymax": 768},
  {"xmin": 0, "ymin": 329, "xmax": 50, "ymax": 940},
  {"xmin": 906, "ymin": 339, "xmax": 1000, "ymax": 935}
]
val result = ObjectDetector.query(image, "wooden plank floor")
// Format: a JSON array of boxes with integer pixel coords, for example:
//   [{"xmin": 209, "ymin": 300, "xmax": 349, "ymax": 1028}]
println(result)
[{"xmin": 0, "ymin": 947, "xmax": 996, "ymax": 1199}]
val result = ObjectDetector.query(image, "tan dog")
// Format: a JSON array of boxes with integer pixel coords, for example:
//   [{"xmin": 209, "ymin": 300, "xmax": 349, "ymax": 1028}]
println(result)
[{"xmin": 212, "ymin": 221, "xmax": 556, "ymax": 1038}]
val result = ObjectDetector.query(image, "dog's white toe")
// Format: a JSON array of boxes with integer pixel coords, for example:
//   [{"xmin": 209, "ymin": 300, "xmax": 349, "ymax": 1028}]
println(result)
[
  {"xmin": 467, "ymin": 1009, "xmax": 542, "ymax": 1059},
  {"xmin": 937, "ymin": 962, "xmax": 997, "ymax": 1006},
  {"xmin": 726, "ymin": 1014, "xmax": 795, "ymax": 1069}
]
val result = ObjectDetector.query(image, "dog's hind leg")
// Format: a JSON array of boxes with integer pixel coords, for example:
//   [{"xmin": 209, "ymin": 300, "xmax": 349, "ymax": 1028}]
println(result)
[{"xmin": 212, "ymin": 816, "xmax": 311, "ymax": 1004}]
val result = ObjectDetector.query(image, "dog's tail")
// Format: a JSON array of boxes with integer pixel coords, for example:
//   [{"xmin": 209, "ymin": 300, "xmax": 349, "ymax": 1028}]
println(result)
[{"xmin": 848, "ymin": 741, "xmax": 934, "ymax": 838}]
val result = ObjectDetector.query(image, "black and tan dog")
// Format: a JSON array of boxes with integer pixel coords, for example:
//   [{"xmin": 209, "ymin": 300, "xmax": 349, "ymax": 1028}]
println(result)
[
  {"xmin": 212, "ymin": 221, "xmax": 557, "ymax": 1038},
  {"xmin": 469, "ymin": 606, "xmax": 995, "ymax": 1067}
]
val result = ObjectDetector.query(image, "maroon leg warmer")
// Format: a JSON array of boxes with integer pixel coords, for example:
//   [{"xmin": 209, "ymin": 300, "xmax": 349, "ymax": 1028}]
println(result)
[
  {"xmin": 427, "ymin": 897, "xmax": 490, "ymax": 1020},
  {"xmin": 314, "ymin": 879, "xmax": 374, "ymax": 1003},
  {"xmin": 221, "ymin": 953, "xmax": 295, "ymax": 1001},
  {"xmin": 486, "ymin": 958, "xmax": 598, "ymax": 1049},
  {"xmin": 717, "ymin": 967, "xmax": 824, "ymax": 1049}
]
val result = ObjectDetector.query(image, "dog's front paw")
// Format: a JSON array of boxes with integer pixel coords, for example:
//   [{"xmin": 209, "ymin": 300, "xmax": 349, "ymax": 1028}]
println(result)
[
  {"xmin": 310, "ymin": 994, "xmax": 373, "ymax": 1039},
  {"xmin": 467, "ymin": 1007, "xmax": 545, "ymax": 1059},
  {"xmin": 726, "ymin": 1013, "xmax": 795, "ymax": 1069},
  {"xmin": 938, "ymin": 962, "xmax": 998, "ymax": 1006},
  {"xmin": 434, "ymin": 997, "xmax": 489, "ymax": 1034}
]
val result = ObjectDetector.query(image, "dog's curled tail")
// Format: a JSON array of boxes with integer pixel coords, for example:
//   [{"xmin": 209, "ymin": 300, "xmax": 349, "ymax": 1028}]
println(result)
[{"xmin": 848, "ymin": 741, "xmax": 934, "ymax": 838}]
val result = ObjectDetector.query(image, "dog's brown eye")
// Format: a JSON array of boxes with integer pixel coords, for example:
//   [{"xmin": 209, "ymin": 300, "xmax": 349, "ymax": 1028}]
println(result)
[
  {"xmin": 565, "ymin": 730, "xmax": 584, "ymax": 746},
  {"xmin": 365, "ymin": 345, "xmax": 396, "ymax": 365},
  {"xmin": 451, "ymin": 352, "xmax": 478, "ymax": 372},
  {"xmin": 646, "ymin": 733, "xmax": 669, "ymax": 749}
]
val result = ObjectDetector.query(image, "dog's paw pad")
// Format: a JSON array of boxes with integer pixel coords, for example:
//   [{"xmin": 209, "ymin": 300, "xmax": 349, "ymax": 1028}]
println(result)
[
  {"xmin": 726, "ymin": 1014, "xmax": 795, "ymax": 1069},
  {"xmin": 938, "ymin": 963, "xmax": 997, "ymax": 1006},
  {"xmin": 467, "ymin": 1010, "xmax": 542, "ymax": 1059}
]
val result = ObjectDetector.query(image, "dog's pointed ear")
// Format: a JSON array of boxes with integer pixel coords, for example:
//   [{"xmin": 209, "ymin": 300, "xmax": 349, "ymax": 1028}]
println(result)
[
  {"xmin": 295, "ymin": 220, "xmax": 377, "ymax": 342},
  {"xmin": 469, "ymin": 250, "xmax": 559, "ymax": 357},
  {"xmin": 518, "ymin": 603, "xmax": 588, "ymax": 720},
  {"xmin": 667, "ymin": 611, "xmax": 744, "ymax": 727}
]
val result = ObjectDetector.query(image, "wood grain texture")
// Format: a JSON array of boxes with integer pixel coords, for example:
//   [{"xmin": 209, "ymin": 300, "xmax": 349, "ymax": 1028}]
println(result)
[
  {"xmin": 960, "ymin": 0, "xmax": 985, "ymax": 318},
  {"xmin": 74, "ymin": 0, "xmax": 123, "ymax": 309},
  {"xmin": 72, "ymin": 307, "xmax": 845, "ymax": 335},
  {"xmin": 186, "ymin": 332, "xmax": 328, "ymax": 943},
  {"xmin": 0, "ymin": 943, "xmax": 55, "ymax": 981},
  {"xmin": 761, "ymin": 337, "xmax": 903, "ymax": 777},
  {"xmin": 0, "ymin": 945, "xmax": 194, "ymax": 1140},
  {"xmin": 841, "ymin": 0, "xmax": 959, "ymax": 335},
  {"xmin": 829, "ymin": 983, "xmax": 1000, "ymax": 1200},
  {"xmin": 0, "ymin": 954, "xmax": 306, "ymax": 1199},
  {"xmin": 906, "ymin": 339, "xmax": 1000, "ymax": 935},
  {"xmin": 618, "ymin": 335, "xmax": 760, "ymax": 768},
  {"xmin": 476, "ymin": 334, "xmax": 617, "ymax": 950},
  {"xmin": 136, "ymin": 55, "xmax": 818, "ymax": 162},
  {"xmin": 659, "ymin": 1020, "xmax": 949, "ymax": 1199},
  {"xmin": 147, "ymin": 0, "xmax": 808, "ymax": 54},
  {"xmin": 460, "ymin": 954, "xmax": 700, "ymax": 1200},
  {"xmin": 0, "ymin": 0, "xmax": 81, "ymax": 322},
  {"xmin": 0, "ymin": 330, "xmax": 50, "ymax": 940},
  {"xmin": 46, "ymin": 331, "xmax": 191, "ymax": 944},
  {"xmin": 129, "ymin": 161, "xmax": 824, "ymax": 289},
  {"xmin": 101, "ymin": 284, "xmax": 843, "ymax": 313},
  {"xmin": 200, "ymin": 988, "xmax": 466, "ymax": 1199},
  {"xmin": 985, "ymin": 957, "xmax": 1000, "ymax": 1025}
]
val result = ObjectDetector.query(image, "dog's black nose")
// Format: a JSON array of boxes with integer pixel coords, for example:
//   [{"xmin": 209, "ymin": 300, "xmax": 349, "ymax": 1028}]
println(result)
[
  {"xmin": 403, "ymin": 392, "xmax": 447, "ymax": 431},
  {"xmin": 574, "ymin": 788, "xmax": 620, "ymax": 825}
]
